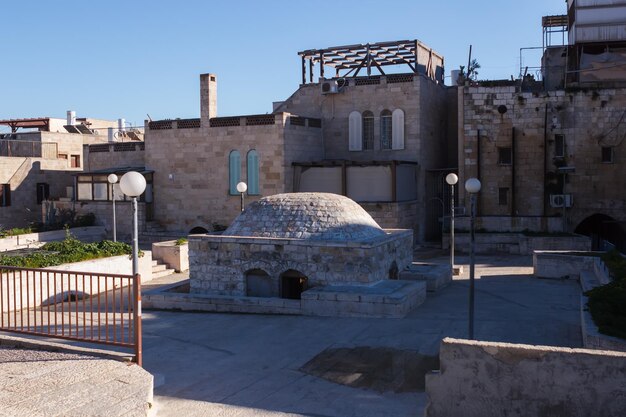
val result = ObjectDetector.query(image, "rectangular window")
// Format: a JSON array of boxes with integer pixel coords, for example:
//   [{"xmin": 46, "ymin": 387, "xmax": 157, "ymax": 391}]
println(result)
[
  {"xmin": 498, "ymin": 147, "xmax": 512, "ymax": 165},
  {"xmin": 0, "ymin": 184, "xmax": 10, "ymax": 207},
  {"xmin": 77, "ymin": 183, "xmax": 92, "ymax": 200},
  {"xmin": 498, "ymin": 187, "xmax": 509, "ymax": 206},
  {"xmin": 362, "ymin": 112, "xmax": 374, "ymax": 150},
  {"xmin": 601, "ymin": 147, "xmax": 613, "ymax": 163},
  {"xmin": 58, "ymin": 153, "xmax": 68, "ymax": 160},
  {"xmin": 36, "ymin": 182, "xmax": 50, "ymax": 205},
  {"xmin": 93, "ymin": 183, "xmax": 108, "ymax": 200},
  {"xmin": 70, "ymin": 155, "xmax": 81, "ymax": 168},
  {"xmin": 554, "ymin": 134, "xmax": 565, "ymax": 158}
]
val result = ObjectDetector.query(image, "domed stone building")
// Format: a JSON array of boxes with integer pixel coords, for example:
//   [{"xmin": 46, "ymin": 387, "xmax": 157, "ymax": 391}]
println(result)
[{"xmin": 188, "ymin": 193, "xmax": 426, "ymax": 317}]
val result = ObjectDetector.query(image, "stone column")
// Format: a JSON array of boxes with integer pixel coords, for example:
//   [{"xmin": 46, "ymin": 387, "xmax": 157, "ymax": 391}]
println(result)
[{"xmin": 200, "ymin": 73, "xmax": 218, "ymax": 123}]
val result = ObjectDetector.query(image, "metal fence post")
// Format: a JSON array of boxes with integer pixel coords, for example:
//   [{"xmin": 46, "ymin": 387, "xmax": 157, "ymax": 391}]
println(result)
[{"xmin": 133, "ymin": 273, "xmax": 142, "ymax": 366}]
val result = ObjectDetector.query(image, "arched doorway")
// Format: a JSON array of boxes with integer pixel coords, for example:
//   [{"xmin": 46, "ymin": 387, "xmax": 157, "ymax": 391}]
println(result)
[
  {"xmin": 575, "ymin": 214, "xmax": 626, "ymax": 252},
  {"xmin": 389, "ymin": 261, "xmax": 399, "ymax": 280},
  {"xmin": 189, "ymin": 226, "xmax": 208, "ymax": 234},
  {"xmin": 245, "ymin": 269, "xmax": 274, "ymax": 297},
  {"xmin": 280, "ymin": 269, "xmax": 308, "ymax": 300}
]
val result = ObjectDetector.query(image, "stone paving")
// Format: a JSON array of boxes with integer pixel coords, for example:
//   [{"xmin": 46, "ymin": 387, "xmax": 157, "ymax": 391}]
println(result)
[
  {"xmin": 0, "ymin": 252, "xmax": 583, "ymax": 417},
  {"xmin": 144, "ymin": 253, "xmax": 582, "ymax": 417},
  {"xmin": 0, "ymin": 347, "xmax": 153, "ymax": 417}
]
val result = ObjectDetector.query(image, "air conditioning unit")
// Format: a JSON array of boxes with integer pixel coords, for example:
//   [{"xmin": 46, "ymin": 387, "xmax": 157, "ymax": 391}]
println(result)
[
  {"xmin": 550, "ymin": 194, "xmax": 573, "ymax": 208},
  {"xmin": 320, "ymin": 79, "xmax": 338, "ymax": 95}
]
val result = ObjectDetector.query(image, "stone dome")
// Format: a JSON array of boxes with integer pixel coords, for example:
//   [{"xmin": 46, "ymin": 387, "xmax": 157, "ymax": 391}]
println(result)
[{"xmin": 224, "ymin": 193, "xmax": 386, "ymax": 241}]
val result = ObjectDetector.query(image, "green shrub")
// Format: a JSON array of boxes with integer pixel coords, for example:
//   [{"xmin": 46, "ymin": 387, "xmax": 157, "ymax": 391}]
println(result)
[
  {"xmin": 0, "ymin": 232, "xmax": 132, "ymax": 269},
  {"xmin": 586, "ymin": 279, "xmax": 626, "ymax": 339},
  {"xmin": 175, "ymin": 238, "xmax": 188, "ymax": 246},
  {"xmin": 586, "ymin": 250, "xmax": 626, "ymax": 340}
]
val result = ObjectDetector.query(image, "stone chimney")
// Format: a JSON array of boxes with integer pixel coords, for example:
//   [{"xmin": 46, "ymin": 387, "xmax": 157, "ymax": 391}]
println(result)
[{"xmin": 200, "ymin": 73, "xmax": 217, "ymax": 122}]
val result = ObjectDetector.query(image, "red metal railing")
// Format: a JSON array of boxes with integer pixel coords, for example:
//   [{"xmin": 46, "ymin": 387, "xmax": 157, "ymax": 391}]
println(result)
[{"xmin": 0, "ymin": 266, "xmax": 142, "ymax": 365}]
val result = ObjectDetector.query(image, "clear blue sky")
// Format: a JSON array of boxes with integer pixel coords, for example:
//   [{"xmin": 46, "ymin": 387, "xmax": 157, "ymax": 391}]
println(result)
[{"xmin": 1, "ymin": 0, "xmax": 566, "ymax": 129}]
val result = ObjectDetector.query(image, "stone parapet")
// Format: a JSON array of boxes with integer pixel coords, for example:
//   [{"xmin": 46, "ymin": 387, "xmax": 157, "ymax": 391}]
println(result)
[{"xmin": 425, "ymin": 337, "xmax": 626, "ymax": 417}]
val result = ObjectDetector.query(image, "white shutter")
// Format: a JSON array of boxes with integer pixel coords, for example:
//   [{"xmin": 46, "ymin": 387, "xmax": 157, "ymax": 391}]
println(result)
[
  {"xmin": 392, "ymin": 109, "xmax": 405, "ymax": 150},
  {"xmin": 349, "ymin": 111, "xmax": 362, "ymax": 151}
]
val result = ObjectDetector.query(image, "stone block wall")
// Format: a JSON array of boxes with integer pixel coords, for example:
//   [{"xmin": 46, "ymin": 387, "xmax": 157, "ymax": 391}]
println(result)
[
  {"xmin": 0, "ymin": 157, "xmax": 76, "ymax": 229},
  {"xmin": 459, "ymin": 85, "xmax": 626, "ymax": 231},
  {"xmin": 145, "ymin": 114, "xmax": 301, "ymax": 233},
  {"xmin": 84, "ymin": 142, "xmax": 145, "ymax": 172},
  {"xmin": 279, "ymin": 75, "xmax": 448, "ymax": 242},
  {"xmin": 425, "ymin": 338, "xmax": 626, "ymax": 417},
  {"xmin": 361, "ymin": 201, "xmax": 418, "ymax": 238},
  {"xmin": 188, "ymin": 230, "xmax": 413, "ymax": 296}
]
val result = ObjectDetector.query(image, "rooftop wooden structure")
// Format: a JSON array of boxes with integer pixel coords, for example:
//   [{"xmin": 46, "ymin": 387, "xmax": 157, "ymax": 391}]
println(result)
[
  {"xmin": 298, "ymin": 39, "xmax": 444, "ymax": 84},
  {"xmin": 0, "ymin": 118, "xmax": 51, "ymax": 133}
]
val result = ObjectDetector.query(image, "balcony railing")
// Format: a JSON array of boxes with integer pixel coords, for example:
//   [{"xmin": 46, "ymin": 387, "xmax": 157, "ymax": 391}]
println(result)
[{"xmin": 0, "ymin": 139, "xmax": 58, "ymax": 159}]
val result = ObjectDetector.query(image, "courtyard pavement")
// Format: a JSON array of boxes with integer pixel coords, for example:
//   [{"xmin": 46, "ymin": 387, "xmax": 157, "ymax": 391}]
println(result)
[
  {"xmin": 0, "ymin": 252, "xmax": 583, "ymax": 417},
  {"xmin": 142, "ymin": 253, "xmax": 582, "ymax": 417}
]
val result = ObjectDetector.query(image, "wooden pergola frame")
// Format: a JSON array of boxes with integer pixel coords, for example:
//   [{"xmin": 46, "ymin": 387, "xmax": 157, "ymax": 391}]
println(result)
[
  {"xmin": 298, "ymin": 39, "xmax": 444, "ymax": 83},
  {"xmin": 0, "ymin": 118, "xmax": 50, "ymax": 133}
]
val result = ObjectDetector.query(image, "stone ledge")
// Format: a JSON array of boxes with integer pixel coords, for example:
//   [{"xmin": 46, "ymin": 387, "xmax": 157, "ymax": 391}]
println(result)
[{"xmin": 400, "ymin": 263, "xmax": 452, "ymax": 292}]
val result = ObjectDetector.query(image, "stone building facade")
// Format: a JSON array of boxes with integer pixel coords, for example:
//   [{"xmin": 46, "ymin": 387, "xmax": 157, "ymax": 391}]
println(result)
[
  {"xmin": 145, "ymin": 86, "xmax": 324, "ymax": 233},
  {"xmin": 187, "ymin": 193, "xmax": 423, "ymax": 318},
  {"xmin": 190, "ymin": 193, "xmax": 413, "ymax": 297},
  {"xmin": 144, "ymin": 58, "xmax": 451, "ymax": 241},
  {"xmin": 457, "ymin": 83, "xmax": 626, "ymax": 244}
]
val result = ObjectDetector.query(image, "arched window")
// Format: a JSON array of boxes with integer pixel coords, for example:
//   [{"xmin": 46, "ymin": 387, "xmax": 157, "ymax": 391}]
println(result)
[
  {"xmin": 229, "ymin": 150, "xmax": 241, "ymax": 195},
  {"xmin": 380, "ymin": 110, "xmax": 392, "ymax": 150},
  {"xmin": 392, "ymin": 109, "xmax": 405, "ymax": 150},
  {"xmin": 362, "ymin": 111, "xmax": 374, "ymax": 150},
  {"xmin": 348, "ymin": 111, "xmax": 362, "ymax": 151},
  {"xmin": 247, "ymin": 150, "xmax": 259, "ymax": 195}
]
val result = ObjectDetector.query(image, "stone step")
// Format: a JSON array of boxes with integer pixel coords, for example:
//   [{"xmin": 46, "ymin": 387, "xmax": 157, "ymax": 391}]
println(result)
[
  {"xmin": 152, "ymin": 263, "xmax": 168, "ymax": 273},
  {"xmin": 152, "ymin": 267, "xmax": 175, "ymax": 279}
]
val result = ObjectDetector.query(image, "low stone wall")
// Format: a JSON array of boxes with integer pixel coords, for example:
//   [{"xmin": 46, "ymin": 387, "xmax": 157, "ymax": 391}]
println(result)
[
  {"xmin": 152, "ymin": 241, "xmax": 189, "ymax": 272},
  {"xmin": 189, "ymin": 229, "xmax": 413, "ymax": 296},
  {"xmin": 425, "ymin": 338, "xmax": 626, "ymax": 417},
  {"xmin": 1, "ymin": 252, "xmax": 152, "ymax": 313},
  {"xmin": 533, "ymin": 251, "xmax": 599, "ymax": 279},
  {"xmin": 300, "ymin": 280, "xmax": 426, "ymax": 318},
  {"xmin": 533, "ymin": 250, "xmax": 626, "ymax": 352},
  {"xmin": 447, "ymin": 233, "xmax": 590, "ymax": 255},
  {"xmin": 0, "ymin": 226, "xmax": 106, "ymax": 252},
  {"xmin": 456, "ymin": 216, "xmax": 563, "ymax": 233}
]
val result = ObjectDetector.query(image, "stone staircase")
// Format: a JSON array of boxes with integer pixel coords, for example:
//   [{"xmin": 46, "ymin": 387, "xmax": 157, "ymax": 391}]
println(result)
[{"xmin": 151, "ymin": 259, "xmax": 175, "ymax": 279}]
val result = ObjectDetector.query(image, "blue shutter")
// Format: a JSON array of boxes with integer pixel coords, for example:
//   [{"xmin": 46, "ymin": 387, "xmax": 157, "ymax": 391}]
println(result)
[
  {"xmin": 247, "ymin": 150, "xmax": 259, "ymax": 195},
  {"xmin": 229, "ymin": 150, "xmax": 240, "ymax": 194}
]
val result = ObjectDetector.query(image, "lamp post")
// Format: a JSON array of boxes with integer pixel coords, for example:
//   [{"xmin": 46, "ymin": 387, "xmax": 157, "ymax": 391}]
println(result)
[
  {"xmin": 107, "ymin": 173, "xmax": 118, "ymax": 242},
  {"xmin": 464, "ymin": 177, "xmax": 481, "ymax": 340},
  {"xmin": 445, "ymin": 173, "xmax": 459, "ymax": 275},
  {"xmin": 119, "ymin": 171, "xmax": 146, "ymax": 276},
  {"xmin": 236, "ymin": 181, "xmax": 247, "ymax": 212},
  {"xmin": 119, "ymin": 171, "xmax": 146, "ymax": 367}
]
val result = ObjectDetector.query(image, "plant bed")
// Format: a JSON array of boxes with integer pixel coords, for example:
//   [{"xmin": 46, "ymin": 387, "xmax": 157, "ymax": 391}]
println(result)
[
  {"xmin": 0, "ymin": 231, "xmax": 132, "ymax": 269},
  {"xmin": 585, "ymin": 250, "xmax": 626, "ymax": 340}
]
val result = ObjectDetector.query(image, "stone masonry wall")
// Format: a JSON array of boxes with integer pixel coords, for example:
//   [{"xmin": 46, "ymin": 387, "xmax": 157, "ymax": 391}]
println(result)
[
  {"xmin": 84, "ymin": 143, "xmax": 145, "ymax": 172},
  {"xmin": 425, "ymin": 338, "xmax": 626, "ymax": 417},
  {"xmin": 0, "ymin": 158, "xmax": 75, "ymax": 229},
  {"xmin": 459, "ymin": 85, "xmax": 626, "ymax": 230},
  {"xmin": 189, "ymin": 230, "xmax": 413, "ymax": 296},
  {"xmin": 279, "ymin": 75, "xmax": 449, "ymax": 242},
  {"xmin": 361, "ymin": 201, "xmax": 418, "ymax": 238},
  {"xmin": 145, "ymin": 114, "xmax": 322, "ymax": 233}
]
